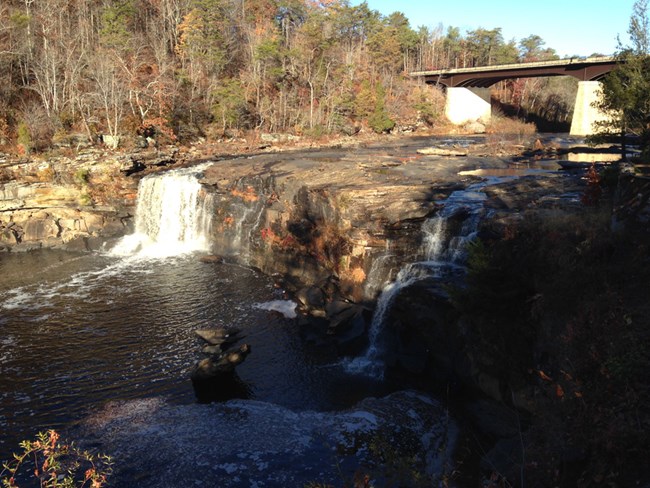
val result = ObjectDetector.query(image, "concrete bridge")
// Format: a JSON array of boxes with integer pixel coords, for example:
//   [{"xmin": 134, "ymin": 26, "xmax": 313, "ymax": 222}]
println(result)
[{"xmin": 410, "ymin": 57, "xmax": 618, "ymax": 135}]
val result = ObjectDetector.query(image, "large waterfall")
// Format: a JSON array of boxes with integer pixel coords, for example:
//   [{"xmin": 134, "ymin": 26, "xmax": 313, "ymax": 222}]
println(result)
[
  {"xmin": 111, "ymin": 164, "xmax": 213, "ymax": 258},
  {"xmin": 347, "ymin": 184, "xmax": 487, "ymax": 378}
]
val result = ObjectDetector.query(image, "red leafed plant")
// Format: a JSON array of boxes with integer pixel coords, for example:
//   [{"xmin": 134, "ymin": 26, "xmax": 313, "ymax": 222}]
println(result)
[{"xmin": 1, "ymin": 430, "xmax": 112, "ymax": 488}]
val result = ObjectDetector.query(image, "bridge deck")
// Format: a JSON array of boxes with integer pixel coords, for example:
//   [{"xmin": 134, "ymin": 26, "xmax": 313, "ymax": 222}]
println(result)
[{"xmin": 411, "ymin": 56, "xmax": 618, "ymax": 87}]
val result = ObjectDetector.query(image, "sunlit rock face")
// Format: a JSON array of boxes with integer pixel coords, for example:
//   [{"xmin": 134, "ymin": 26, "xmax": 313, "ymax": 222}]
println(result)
[
  {"xmin": 0, "ymin": 156, "xmax": 136, "ymax": 252},
  {"xmin": 0, "ymin": 198, "xmax": 129, "ymax": 252},
  {"xmin": 79, "ymin": 391, "xmax": 457, "ymax": 488},
  {"xmin": 198, "ymin": 144, "xmax": 480, "ymax": 303}
]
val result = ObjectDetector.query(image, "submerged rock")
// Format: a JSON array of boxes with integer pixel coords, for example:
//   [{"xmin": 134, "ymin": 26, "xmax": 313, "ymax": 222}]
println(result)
[{"xmin": 78, "ymin": 391, "xmax": 457, "ymax": 488}]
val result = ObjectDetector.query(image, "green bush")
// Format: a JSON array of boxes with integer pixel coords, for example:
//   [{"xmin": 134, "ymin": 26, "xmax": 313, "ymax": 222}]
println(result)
[
  {"xmin": 74, "ymin": 168, "xmax": 90, "ymax": 187},
  {"xmin": 16, "ymin": 122, "xmax": 31, "ymax": 154}
]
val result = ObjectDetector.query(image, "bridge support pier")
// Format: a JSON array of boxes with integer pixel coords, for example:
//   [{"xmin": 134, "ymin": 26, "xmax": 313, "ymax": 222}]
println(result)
[
  {"xmin": 570, "ymin": 81, "xmax": 609, "ymax": 136},
  {"xmin": 445, "ymin": 87, "xmax": 491, "ymax": 125}
]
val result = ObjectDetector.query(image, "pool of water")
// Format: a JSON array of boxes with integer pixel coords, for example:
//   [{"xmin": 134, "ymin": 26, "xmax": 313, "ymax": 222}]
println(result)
[{"xmin": 0, "ymin": 250, "xmax": 385, "ymax": 461}]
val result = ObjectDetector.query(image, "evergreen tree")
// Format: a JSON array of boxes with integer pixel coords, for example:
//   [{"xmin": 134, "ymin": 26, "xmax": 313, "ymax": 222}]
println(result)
[
  {"xmin": 368, "ymin": 83, "xmax": 394, "ymax": 133},
  {"xmin": 592, "ymin": 0, "xmax": 650, "ymax": 158}
]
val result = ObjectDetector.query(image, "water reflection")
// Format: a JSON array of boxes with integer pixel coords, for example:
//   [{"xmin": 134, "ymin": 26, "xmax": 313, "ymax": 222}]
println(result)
[{"xmin": 565, "ymin": 152, "xmax": 620, "ymax": 163}]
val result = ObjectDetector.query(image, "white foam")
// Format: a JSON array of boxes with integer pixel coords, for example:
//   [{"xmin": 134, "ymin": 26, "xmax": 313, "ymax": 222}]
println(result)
[{"xmin": 253, "ymin": 300, "xmax": 298, "ymax": 319}]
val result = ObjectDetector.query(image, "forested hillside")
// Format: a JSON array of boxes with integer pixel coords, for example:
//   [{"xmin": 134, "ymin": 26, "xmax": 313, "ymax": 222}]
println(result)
[{"xmin": 0, "ymin": 0, "xmax": 576, "ymax": 152}]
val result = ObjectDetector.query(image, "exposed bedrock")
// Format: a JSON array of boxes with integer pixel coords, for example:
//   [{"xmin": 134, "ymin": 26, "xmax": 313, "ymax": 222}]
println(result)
[
  {"xmin": 78, "ymin": 390, "xmax": 457, "ymax": 488},
  {"xmin": 199, "ymin": 142, "xmax": 485, "ymax": 304},
  {"xmin": 0, "ymin": 153, "xmax": 141, "ymax": 252}
]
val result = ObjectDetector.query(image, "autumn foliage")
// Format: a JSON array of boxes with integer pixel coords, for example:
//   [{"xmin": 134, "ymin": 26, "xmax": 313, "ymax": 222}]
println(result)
[{"xmin": 0, "ymin": 0, "xmax": 566, "ymax": 152}]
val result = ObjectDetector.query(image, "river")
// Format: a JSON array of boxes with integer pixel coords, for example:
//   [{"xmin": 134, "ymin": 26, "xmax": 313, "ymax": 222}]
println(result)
[{"xmin": 0, "ymin": 164, "xmax": 393, "ymax": 471}]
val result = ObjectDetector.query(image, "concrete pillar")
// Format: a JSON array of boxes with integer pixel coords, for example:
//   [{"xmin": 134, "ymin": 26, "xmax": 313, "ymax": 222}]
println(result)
[
  {"xmin": 445, "ymin": 87, "xmax": 491, "ymax": 125},
  {"xmin": 570, "ymin": 80, "xmax": 609, "ymax": 136}
]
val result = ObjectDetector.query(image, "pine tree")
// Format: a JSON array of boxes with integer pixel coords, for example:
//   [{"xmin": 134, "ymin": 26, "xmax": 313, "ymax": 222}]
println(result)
[
  {"xmin": 592, "ymin": 0, "xmax": 650, "ymax": 159},
  {"xmin": 368, "ymin": 83, "xmax": 394, "ymax": 133}
]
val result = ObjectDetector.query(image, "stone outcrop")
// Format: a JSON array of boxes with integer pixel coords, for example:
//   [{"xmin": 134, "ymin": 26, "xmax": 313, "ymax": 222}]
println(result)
[
  {"xmin": 0, "ymin": 151, "xmax": 144, "ymax": 251},
  {"xmin": 191, "ymin": 343, "xmax": 251, "ymax": 381},
  {"xmin": 199, "ymin": 139, "xmax": 497, "ymax": 303},
  {"xmin": 78, "ymin": 390, "xmax": 456, "ymax": 488},
  {"xmin": 0, "ymin": 181, "xmax": 129, "ymax": 251}
]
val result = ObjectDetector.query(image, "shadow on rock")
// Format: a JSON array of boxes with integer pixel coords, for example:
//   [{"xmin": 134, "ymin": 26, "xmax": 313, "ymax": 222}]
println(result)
[{"xmin": 191, "ymin": 372, "xmax": 252, "ymax": 403}]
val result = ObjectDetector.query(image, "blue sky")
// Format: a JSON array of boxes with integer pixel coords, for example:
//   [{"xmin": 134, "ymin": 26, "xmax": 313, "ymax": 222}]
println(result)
[{"xmin": 352, "ymin": 0, "xmax": 635, "ymax": 58}]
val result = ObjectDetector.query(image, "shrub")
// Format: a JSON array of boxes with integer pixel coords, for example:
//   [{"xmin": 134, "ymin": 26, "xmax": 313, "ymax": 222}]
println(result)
[
  {"xmin": 453, "ymin": 207, "xmax": 650, "ymax": 484},
  {"xmin": 485, "ymin": 112, "xmax": 536, "ymax": 146},
  {"xmin": 74, "ymin": 168, "xmax": 90, "ymax": 187},
  {"xmin": 1, "ymin": 430, "xmax": 112, "ymax": 488},
  {"xmin": 16, "ymin": 122, "xmax": 31, "ymax": 154}
]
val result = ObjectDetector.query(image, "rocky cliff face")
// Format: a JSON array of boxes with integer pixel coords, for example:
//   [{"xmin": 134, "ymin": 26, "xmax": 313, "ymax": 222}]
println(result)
[
  {"xmin": 0, "ymin": 149, "xmax": 185, "ymax": 252},
  {"xmin": 199, "ymin": 141, "xmax": 484, "ymax": 304},
  {"xmin": 0, "ymin": 181, "xmax": 129, "ymax": 251}
]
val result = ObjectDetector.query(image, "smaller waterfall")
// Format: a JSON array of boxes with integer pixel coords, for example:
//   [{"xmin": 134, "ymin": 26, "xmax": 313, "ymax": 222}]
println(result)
[
  {"xmin": 347, "ymin": 185, "xmax": 487, "ymax": 378},
  {"xmin": 111, "ymin": 164, "xmax": 213, "ymax": 258},
  {"xmin": 230, "ymin": 200, "xmax": 266, "ymax": 263}
]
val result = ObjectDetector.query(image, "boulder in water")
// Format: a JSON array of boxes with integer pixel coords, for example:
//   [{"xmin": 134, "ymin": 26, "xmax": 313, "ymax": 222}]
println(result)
[
  {"xmin": 296, "ymin": 285, "xmax": 326, "ymax": 311},
  {"xmin": 194, "ymin": 327, "xmax": 243, "ymax": 346},
  {"xmin": 191, "ymin": 343, "xmax": 251, "ymax": 382},
  {"xmin": 201, "ymin": 344, "xmax": 222, "ymax": 355}
]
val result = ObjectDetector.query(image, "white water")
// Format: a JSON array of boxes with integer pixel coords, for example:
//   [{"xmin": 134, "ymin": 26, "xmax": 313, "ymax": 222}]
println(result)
[
  {"xmin": 253, "ymin": 300, "xmax": 298, "ymax": 319},
  {"xmin": 111, "ymin": 164, "xmax": 213, "ymax": 258},
  {"xmin": 347, "ymin": 185, "xmax": 487, "ymax": 378},
  {"xmin": 231, "ymin": 200, "xmax": 266, "ymax": 263}
]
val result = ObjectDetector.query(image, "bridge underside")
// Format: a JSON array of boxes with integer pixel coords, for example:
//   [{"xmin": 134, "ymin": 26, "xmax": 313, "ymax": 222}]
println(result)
[
  {"xmin": 444, "ymin": 82, "xmax": 607, "ymax": 136},
  {"xmin": 414, "ymin": 58, "xmax": 617, "ymax": 135}
]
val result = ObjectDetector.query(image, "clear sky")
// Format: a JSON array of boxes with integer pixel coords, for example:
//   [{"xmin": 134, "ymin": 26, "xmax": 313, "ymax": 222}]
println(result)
[{"xmin": 352, "ymin": 0, "xmax": 636, "ymax": 58}]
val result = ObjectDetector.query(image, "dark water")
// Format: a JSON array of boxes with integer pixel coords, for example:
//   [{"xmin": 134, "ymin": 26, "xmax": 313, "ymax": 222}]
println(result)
[{"xmin": 0, "ymin": 250, "xmax": 384, "ymax": 461}]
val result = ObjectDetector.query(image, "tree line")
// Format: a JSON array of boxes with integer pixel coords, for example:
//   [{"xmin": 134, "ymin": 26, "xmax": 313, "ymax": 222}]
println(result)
[{"xmin": 0, "ymin": 0, "xmax": 575, "ymax": 152}]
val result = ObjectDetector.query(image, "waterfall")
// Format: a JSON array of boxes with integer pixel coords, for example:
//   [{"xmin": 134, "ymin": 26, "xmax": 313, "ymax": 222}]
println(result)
[
  {"xmin": 111, "ymin": 164, "xmax": 213, "ymax": 258},
  {"xmin": 347, "ymin": 185, "xmax": 487, "ymax": 378},
  {"xmin": 230, "ymin": 200, "xmax": 266, "ymax": 264}
]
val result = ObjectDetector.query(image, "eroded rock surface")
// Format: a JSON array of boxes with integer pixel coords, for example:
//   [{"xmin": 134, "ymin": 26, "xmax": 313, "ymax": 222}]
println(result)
[
  {"xmin": 0, "ymin": 153, "xmax": 137, "ymax": 251},
  {"xmin": 78, "ymin": 391, "xmax": 457, "ymax": 488},
  {"xmin": 198, "ymin": 138, "xmax": 520, "ymax": 302}
]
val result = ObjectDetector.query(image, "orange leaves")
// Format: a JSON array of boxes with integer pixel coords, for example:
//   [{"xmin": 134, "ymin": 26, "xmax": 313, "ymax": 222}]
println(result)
[
  {"xmin": 260, "ymin": 227, "xmax": 277, "ymax": 242},
  {"xmin": 231, "ymin": 186, "xmax": 259, "ymax": 202},
  {"xmin": 581, "ymin": 163, "xmax": 602, "ymax": 206},
  {"xmin": 536, "ymin": 369, "xmax": 583, "ymax": 401},
  {"xmin": 176, "ymin": 9, "xmax": 203, "ymax": 58},
  {"xmin": 260, "ymin": 227, "xmax": 295, "ymax": 249}
]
